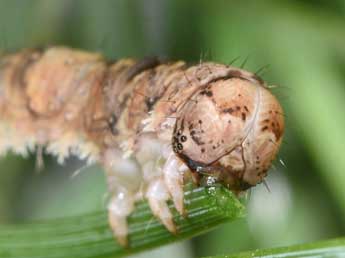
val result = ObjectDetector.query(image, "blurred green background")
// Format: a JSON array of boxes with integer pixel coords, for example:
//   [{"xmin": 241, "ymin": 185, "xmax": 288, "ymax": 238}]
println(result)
[{"xmin": 0, "ymin": 0, "xmax": 345, "ymax": 257}]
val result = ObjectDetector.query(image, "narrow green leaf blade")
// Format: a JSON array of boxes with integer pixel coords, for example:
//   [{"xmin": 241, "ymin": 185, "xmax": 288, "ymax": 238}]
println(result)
[
  {"xmin": 0, "ymin": 185, "xmax": 245, "ymax": 258},
  {"xmin": 208, "ymin": 238, "xmax": 345, "ymax": 258}
]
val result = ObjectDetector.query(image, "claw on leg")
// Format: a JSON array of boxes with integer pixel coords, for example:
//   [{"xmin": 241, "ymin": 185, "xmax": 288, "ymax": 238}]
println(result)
[
  {"xmin": 146, "ymin": 177, "xmax": 176, "ymax": 234},
  {"xmin": 163, "ymin": 152, "xmax": 186, "ymax": 216},
  {"xmin": 108, "ymin": 212, "xmax": 129, "ymax": 247}
]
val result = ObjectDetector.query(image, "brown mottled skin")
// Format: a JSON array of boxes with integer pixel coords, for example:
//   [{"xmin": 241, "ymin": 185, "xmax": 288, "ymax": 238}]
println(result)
[
  {"xmin": 0, "ymin": 46, "xmax": 283, "ymax": 190},
  {"xmin": 172, "ymin": 76, "xmax": 284, "ymax": 191},
  {"xmin": 0, "ymin": 47, "xmax": 284, "ymax": 244}
]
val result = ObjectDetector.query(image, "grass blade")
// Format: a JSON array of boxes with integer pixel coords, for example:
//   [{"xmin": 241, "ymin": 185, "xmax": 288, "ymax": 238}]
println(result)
[
  {"xmin": 208, "ymin": 238, "xmax": 345, "ymax": 258},
  {"xmin": 0, "ymin": 185, "xmax": 245, "ymax": 258}
]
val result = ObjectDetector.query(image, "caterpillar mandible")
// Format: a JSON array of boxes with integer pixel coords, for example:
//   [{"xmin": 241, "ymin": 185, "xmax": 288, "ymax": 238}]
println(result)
[{"xmin": 0, "ymin": 46, "xmax": 284, "ymax": 246}]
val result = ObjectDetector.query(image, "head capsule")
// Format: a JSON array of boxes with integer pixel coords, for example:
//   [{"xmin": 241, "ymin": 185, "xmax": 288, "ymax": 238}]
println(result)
[{"xmin": 172, "ymin": 72, "xmax": 284, "ymax": 192}]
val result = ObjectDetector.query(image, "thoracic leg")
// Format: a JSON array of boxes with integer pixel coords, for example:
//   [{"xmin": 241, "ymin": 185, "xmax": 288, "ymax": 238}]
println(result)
[
  {"xmin": 162, "ymin": 152, "xmax": 186, "ymax": 216},
  {"xmin": 107, "ymin": 186, "xmax": 135, "ymax": 246},
  {"xmin": 135, "ymin": 134, "xmax": 183, "ymax": 233},
  {"xmin": 103, "ymin": 134, "xmax": 188, "ymax": 245},
  {"xmin": 146, "ymin": 177, "xmax": 176, "ymax": 233},
  {"xmin": 102, "ymin": 148, "xmax": 142, "ymax": 246}
]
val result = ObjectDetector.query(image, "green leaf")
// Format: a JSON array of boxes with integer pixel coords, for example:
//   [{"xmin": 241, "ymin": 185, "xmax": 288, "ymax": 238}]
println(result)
[
  {"xmin": 0, "ymin": 185, "xmax": 245, "ymax": 258},
  {"xmin": 207, "ymin": 238, "xmax": 345, "ymax": 258}
]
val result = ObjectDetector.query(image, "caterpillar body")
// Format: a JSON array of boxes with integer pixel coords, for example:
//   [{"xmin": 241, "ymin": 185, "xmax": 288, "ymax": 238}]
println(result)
[{"xmin": 0, "ymin": 47, "xmax": 284, "ymax": 245}]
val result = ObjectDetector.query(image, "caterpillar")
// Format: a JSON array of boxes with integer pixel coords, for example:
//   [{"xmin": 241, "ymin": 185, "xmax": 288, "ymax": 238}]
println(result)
[{"xmin": 0, "ymin": 46, "xmax": 284, "ymax": 246}]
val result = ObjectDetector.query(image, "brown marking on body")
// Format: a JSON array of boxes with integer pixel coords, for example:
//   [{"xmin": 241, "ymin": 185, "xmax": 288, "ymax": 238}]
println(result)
[
  {"xmin": 125, "ymin": 57, "xmax": 161, "ymax": 82},
  {"xmin": 11, "ymin": 49, "xmax": 43, "ymax": 91},
  {"xmin": 0, "ymin": 47, "xmax": 284, "ymax": 207}
]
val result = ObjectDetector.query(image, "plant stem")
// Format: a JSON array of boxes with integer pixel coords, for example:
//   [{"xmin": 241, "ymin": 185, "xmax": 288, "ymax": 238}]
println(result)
[
  {"xmin": 0, "ymin": 185, "xmax": 245, "ymax": 258},
  {"xmin": 208, "ymin": 237, "xmax": 345, "ymax": 258}
]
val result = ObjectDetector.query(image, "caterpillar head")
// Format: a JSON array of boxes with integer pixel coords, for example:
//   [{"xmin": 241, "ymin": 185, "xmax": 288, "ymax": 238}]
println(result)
[{"xmin": 172, "ymin": 72, "xmax": 284, "ymax": 192}]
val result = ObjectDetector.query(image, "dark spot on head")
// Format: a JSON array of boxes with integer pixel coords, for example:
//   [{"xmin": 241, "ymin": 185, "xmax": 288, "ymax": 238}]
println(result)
[
  {"xmin": 236, "ymin": 106, "xmax": 241, "ymax": 111},
  {"xmin": 201, "ymin": 148, "xmax": 205, "ymax": 153},
  {"xmin": 261, "ymin": 126, "xmax": 268, "ymax": 132},
  {"xmin": 177, "ymin": 143, "xmax": 183, "ymax": 150},
  {"xmin": 227, "ymin": 70, "xmax": 243, "ymax": 78},
  {"xmin": 198, "ymin": 120, "xmax": 202, "ymax": 124},
  {"xmin": 212, "ymin": 146, "xmax": 216, "ymax": 150},
  {"xmin": 228, "ymin": 119, "xmax": 231, "ymax": 124},
  {"xmin": 241, "ymin": 112, "xmax": 246, "ymax": 121},
  {"xmin": 206, "ymin": 91, "xmax": 213, "ymax": 97},
  {"xmin": 223, "ymin": 107, "xmax": 234, "ymax": 114},
  {"xmin": 244, "ymin": 106, "xmax": 249, "ymax": 112}
]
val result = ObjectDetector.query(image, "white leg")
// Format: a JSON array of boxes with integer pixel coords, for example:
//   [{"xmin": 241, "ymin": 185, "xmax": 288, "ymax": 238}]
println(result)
[
  {"xmin": 108, "ymin": 187, "xmax": 135, "ymax": 246},
  {"xmin": 162, "ymin": 152, "xmax": 186, "ymax": 216},
  {"xmin": 131, "ymin": 134, "xmax": 188, "ymax": 233},
  {"xmin": 102, "ymin": 148, "xmax": 142, "ymax": 246},
  {"xmin": 146, "ymin": 177, "xmax": 176, "ymax": 234}
]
